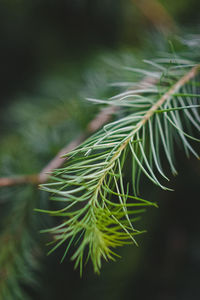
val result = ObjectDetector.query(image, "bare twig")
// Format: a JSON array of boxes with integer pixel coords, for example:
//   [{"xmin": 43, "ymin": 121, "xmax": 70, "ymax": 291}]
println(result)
[
  {"xmin": 0, "ymin": 107, "xmax": 117, "ymax": 187},
  {"xmin": 38, "ymin": 134, "xmax": 86, "ymax": 183},
  {"xmin": 0, "ymin": 175, "xmax": 39, "ymax": 187}
]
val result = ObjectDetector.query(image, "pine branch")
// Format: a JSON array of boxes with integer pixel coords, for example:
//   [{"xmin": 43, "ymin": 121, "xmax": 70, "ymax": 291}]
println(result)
[{"xmin": 39, "ymin": 59, "xmax": 200, "ymax": 274}]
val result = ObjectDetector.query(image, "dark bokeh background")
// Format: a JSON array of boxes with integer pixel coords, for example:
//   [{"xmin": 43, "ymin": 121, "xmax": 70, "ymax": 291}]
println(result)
[
  {"xmin": 0, "ymin": 1, "xmax": 200, "ymax": 299},
  {"xmin": 1, "ymin": 0, "xmax": 200, "ymax": 104}
]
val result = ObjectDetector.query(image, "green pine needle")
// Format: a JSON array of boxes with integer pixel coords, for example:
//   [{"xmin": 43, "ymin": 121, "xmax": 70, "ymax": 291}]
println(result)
[{"xmin": 39, "ymin": 57, "xmax": 200, "ymax": 274}]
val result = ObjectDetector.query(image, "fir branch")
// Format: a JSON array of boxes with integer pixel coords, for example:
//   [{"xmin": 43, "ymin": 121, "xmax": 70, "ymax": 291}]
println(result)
[{"xmin": 39, "ymin": 60, "xmax": 200, "ymax": 274}]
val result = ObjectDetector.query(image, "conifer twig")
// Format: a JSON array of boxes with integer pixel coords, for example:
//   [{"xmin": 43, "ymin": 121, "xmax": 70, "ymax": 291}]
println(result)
[{"xmin": 40, "ymin": 62, "xmax": 200, "ymax": 273}]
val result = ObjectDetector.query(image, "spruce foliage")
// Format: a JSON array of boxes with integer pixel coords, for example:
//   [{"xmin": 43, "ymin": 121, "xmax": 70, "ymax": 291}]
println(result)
[{"xmin": 39, "ymin": 54, "xmax": 200, "ymax": 274}]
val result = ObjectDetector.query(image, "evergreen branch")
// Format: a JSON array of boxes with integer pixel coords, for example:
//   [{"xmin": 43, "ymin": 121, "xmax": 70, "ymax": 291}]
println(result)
[{"xmin": 39, "ymin": 61, "xmax": 200, "ymax": 274}]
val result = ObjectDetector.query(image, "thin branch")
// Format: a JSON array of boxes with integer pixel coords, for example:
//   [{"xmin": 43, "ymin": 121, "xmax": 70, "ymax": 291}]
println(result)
[
  {"xmin": 0, "ymin": 107, "xmax": 117, "ymax": 187},
  {"xmin": 38, "ymin": 134, "xmax": 86, "ymax": 183},
  {"xmin": 0, "ymin": 175, "xmax": 39, "ymax": 187}
]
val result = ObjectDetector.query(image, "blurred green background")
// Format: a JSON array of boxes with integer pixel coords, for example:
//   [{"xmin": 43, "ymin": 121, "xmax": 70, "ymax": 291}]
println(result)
[{"xmin": 0, "ymin": 1, "xmax": 200, "ymax": 299}]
